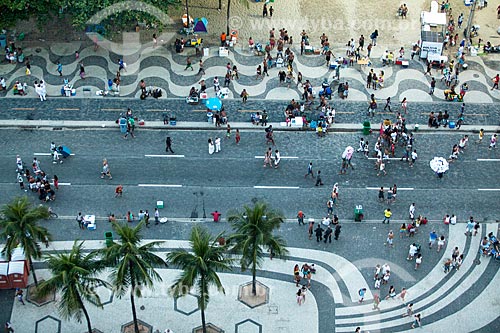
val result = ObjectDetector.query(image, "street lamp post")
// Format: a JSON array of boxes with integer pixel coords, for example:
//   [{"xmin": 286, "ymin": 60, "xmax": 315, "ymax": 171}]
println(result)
[{"xmin": 464, "ymin": 0, "xmax": 477, "ymax": 39}]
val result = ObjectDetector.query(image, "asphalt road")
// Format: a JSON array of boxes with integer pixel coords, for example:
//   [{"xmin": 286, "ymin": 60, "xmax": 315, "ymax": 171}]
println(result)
[{"xmin": 0, "ymin": 128, "xmax": 499, "ymax": 223}]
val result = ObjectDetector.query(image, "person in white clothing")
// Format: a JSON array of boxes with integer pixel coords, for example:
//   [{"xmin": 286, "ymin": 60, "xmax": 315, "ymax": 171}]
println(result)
[
  {"xmin": 35, "ymin": 84, "xmax": 44, "ymax": 101},
  {"xmin": 409, "ymin": 203, "xmax": 416, "ymax": 221},
  {"xmin": 274, "ymin": 149, "xmax": 281, "ymax": 168},
  {"xmin": 208, "ymin": 138, "xmax": 215, "ymax": 155},
  {"xmin": 215, "ymin": 137, "xmax": 221, "ymax": 153}
]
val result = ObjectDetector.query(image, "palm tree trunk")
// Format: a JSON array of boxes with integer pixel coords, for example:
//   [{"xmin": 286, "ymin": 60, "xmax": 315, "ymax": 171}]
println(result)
[
  {"xmin": 185, "ymin": 0, "xmax": 189, "ymax": 27},
  {"xmin": 129, "ymin": 263, "xmax": 140, "ymax": 333},
  {"xmin": 226, "ymin": 0, "xmax": 231, "ymax": 36},
  {"xmin": 77, "ymin": 294, "xmax": 93, "ymax": 333},
  {"xmin": 200, "ymin": 276, "xmax": 207, "ymax": 333},
  {"xmin": 29, "ymin": 257, "xmax": 38, "ymax": 286},
  {"xmin": 252, "ymin": 251, "xmax": 257, "ymax": 295}
]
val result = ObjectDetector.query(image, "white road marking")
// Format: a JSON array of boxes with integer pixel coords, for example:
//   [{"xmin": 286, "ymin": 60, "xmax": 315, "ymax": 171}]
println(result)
[
  {"xmin": 34, "ymin": 153, "xmax": 75, "ymax": 156},
  {"xmin": 477, "ymin": 189, "xmax": 500, "ymax": 191},
  {"xmin": 254, "ymin": 156, "xmax": 299, "ymax": 159},
  {"xmin": 367, "ymin": 157, "xmax": 402, "ymax": 160},
  {"xmin": 366, "ymin": 187, "xmax": 414, "ymax": 190},
  {"xmin": 477, "ymin": 159, "xmax": 500, "ymax": 161},
  {"xmin": 50, "ymin": 182, "xmax": 71, "ymax": 186},
  {"xmin": 138, "ymin": 184, "xmax": 183, "ymax": 188},
  {"xmin": 254, "ymin": 186, "xmax": 300, "ymax": 189},
  {"xmin": 145, "ymin": 154, "xmax": 185, "ymax": 158}
]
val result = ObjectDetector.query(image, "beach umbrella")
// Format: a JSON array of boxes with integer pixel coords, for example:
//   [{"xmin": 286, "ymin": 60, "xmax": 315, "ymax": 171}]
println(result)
[
  {"xmin": 205, "ymin": 97, "xmax": 222, "ymax": 111},
  {"xmin": 429, "ymin": 157, "xmax": 449, "ymax": 173}
]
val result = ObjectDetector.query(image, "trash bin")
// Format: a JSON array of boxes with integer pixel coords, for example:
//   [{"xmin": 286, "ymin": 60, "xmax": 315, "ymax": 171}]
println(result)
[
  {"xmin": 119, "ymin": 117, "xmax": 127, "ymax": 133},
  {"xmin": 362, "ymin": 121, "xmax": 371, "ymax": 135},
  {"xmin": 0, "ymin": 34, "xmax": 6, "ymax": 48},
  {"xmin": 207, "ymin": 112, "xmax": 213, "ymax": 123},
  {"xmin": 354, "ymin": 205, "xmax": 364, "ymax": 222},
  {"xmin": 105, "ymin": 232, "xmax": 113, "ymax": 247},
  {"xmin": 414, "ymin": 124, "xmax": 419, "ymax": 132}
]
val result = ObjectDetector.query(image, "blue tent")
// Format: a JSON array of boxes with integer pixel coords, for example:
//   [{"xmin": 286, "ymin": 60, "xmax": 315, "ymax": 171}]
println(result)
[{"xmin": 193, "ymin": 17, "xmax": 208, "ymax": 33}]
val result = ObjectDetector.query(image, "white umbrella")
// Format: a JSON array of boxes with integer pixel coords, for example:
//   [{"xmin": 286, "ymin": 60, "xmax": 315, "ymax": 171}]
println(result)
[{"xmin": 429, "ymin": 157, "xmax": 449, "ymax": 173}]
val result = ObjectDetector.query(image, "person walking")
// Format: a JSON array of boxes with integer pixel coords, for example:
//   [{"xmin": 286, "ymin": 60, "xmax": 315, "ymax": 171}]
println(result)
[
  {"xmin": 57, "ymin": 61, "xmax": 63, "ymax": 76},
  {"xmin": 305, "ymin": 162, "xmax": 315, "ymax": 178},
  {"xmin": 76, "ymin": 212, "xmax": 84, "ymax": 230},
  {"xmin": 240, "ymin": 89, "xmax": 249, "ymax": 103},
  {"xmin": 385, "ymin": 230, "xmax": 394, "ymax": 247},
  {"xmin": 334, "ymin": 224, "xmax": 342, "ymax": 240},
  {"xmin": 263, "ymin": 147, "xmax": 273, "ymax": 168},
  {"xmin": 197, "ymin": 59, "xmax": 205, "ymax": 75},
  {"xmin": 308, "ymin": 220, "xmax": 314, "ymax": 239},
  {"xmin": 382, "ymin": 208, "xmax": 392, "ymax": 223},
  {"xmin": 165, "ymin": 137, "xmax": 174, "ymax": 153},
  {"xmin": 411, "ymin": 314, "xmax": 422, "ymax": 328},
  {"xmin": 372, "ymin": 293, "xmax": 381, "ymax": 310},
  {"xmin": 429, "ymin": 77, "xmax": 436, "ymax": 95},
  {"xmin": 16, "ymin": 288, "xmax": 25, "ymax": 305},
  {"xmin": 297, "ymin": 211, "xmax": 305, "ymax": 225},
  {"xmin": 383, "ymin": 97, "xmax": 392, "ymax": 111},
  {"xmin": 185, "ymin": 57, "xmax": 193, "ymax": 71},
  {"xmin": 144, "ymin": 210, "xmax": 150, "ymax": 228},
  {"xmin": 115, "ymin": 185, "xmax": 123, "ymax": 198},
  {"xmin": 235, "ymin": 129, "xmax": 241, "ymax": 144},
  {"xmin": 324, "ymin": 225, "xmax": 333, "ymax": 243},
  {"xmin": 215, "ymin": 137, "xmax": 221, "ymax": 153},
  {"xmin": 315, "ymin": 224, "xmax": 324, "ymax": 242},
  {"xmin": 358, "ymin": 288, "xmax": 367, "ymax": 303},
  {"xmin": 491, "ymin": 74, "xmax": 499, "ymax": 90},
  {"xmin": 402, "ymin": 303, "xmax": 414, "ymax": 317},
  {"xmin": 154, "ymin": 208, "xmax": 160, "ymax": 225},
  {"xmin": 274, "ymin": 149, "xmax": 281, "ymax": 168},
  {"xmin": 100, "ymin": 159, "xmax": 112, "ymax": 179},
  {"xmin": 315, "ymin": 170, "xmax": 324, "ymax": 186},
  {"xmin": 378, "ymin": 186, "xmax": 385, "ymax": 202}
]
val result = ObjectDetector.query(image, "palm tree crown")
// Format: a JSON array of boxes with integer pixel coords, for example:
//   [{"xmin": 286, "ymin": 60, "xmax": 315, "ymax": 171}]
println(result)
[
  {"xmin": 167, "ymin": 226, "xmax": 232, "ymax": 333},
  {"xmin": 102, "ymin": 221, "xmax": 166, "ymax": 333},
  {"xmin": 227, "ymin": 202, "xmax": 288, "ymax": 294},
  {"xmin": 37, "ymin": 241, "xmax": 108, "ymax": 333},
  {"xmin": 0, "ymin": 196, "xmax": 50, "ymax": 284}
]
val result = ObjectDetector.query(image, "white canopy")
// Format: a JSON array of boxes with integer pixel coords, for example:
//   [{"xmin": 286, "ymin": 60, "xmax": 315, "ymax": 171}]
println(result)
[
  {"xmin": 421, "ymin": 11, "xmax": 447, "ymax": 26},
  {"xmin": 8, "ymin": 261, "xmax": 24, "ymax": 275},
  {"xmin": 0, "ymin": 262, "xmax": 8, "ymax": 276}
]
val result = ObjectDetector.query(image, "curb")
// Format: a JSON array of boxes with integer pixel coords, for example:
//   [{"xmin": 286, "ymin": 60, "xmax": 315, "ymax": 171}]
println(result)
[{"xmin": 0, "ymin": 120, "xmax": 499, "ymax": 133}]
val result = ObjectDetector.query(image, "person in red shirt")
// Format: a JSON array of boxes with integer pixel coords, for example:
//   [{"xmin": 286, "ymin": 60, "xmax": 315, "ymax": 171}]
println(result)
[
  {"xmin": 211, "ymin": 210, "xmax": 221, "ymax": 222},
  {"xmin": 220, "ymin": 32, "xmax": 227, "ymax": 47},
  {"xmin": 297, "ymin": 211, "xmax": 305, "ymax": 225},
  {"xmin": 491, "ymin": 74, "xmax": 499, "ymax": 90}
]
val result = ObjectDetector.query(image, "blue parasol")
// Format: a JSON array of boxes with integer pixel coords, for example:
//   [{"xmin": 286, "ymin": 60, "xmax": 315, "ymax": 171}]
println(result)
[{"xmin": 205, "ymin": 97, "xmax": 222, "ymax": 111}]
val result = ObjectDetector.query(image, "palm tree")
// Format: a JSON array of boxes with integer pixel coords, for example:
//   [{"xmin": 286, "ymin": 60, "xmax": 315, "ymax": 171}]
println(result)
[
  {"xmin": 166, "ymin": 226, "xmax": 232, "ymax": 333},
  {"xmin": 227, "ymin": 202, "xmax": 288, "ymax": 295},
  {"xmin": 37, "ymin": 241, "xmax": 108, "ymax": 333},
  {"xmin": 0, "ymin": 196, "xmax": 50, "ymax": 285},
  {"xmin": 226, "ymin": 0, "xmax": 249, "ymax": 35},
  {"xmin": 101, "ymin": 221, "xmax": 166, "ymax": 333}
]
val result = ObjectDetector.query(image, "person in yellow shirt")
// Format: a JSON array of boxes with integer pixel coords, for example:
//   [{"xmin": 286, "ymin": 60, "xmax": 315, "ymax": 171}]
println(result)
[{"xmin": 383, "ymin": 208, "xmax": 392, "ymax": 223}]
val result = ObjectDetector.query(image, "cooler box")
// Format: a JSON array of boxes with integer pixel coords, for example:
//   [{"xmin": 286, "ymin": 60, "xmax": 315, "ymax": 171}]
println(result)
[
  {"xmin": 449, "ymin": 121, "xmax": 456, "ymax": 129},
  {"xmin": 157, "ymin": 201, "xmax": 164, "ymax": 209},
  {"xmin": 200, "ymin": 92, "xmax": 208, "ymax": 100},
  {"xmin": 401, "ymin": 61, "xmax": 409, "ymax": 68}
]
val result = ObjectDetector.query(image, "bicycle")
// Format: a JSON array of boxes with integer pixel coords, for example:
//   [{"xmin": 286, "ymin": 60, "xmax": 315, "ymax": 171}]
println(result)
[{"xmin": 48, "ymin": 207, "xmax": 58, "ymax": 219}]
